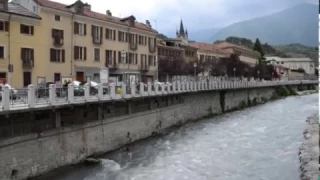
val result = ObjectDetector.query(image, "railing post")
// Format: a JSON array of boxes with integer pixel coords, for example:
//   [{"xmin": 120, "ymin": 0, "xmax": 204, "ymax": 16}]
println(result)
[
  {"xmin": 147, "ymin": 82, "xmax": 152, "ymax": 95},
  {"xmin": 155, "ymin": 83, "xmax": 159, "ymax": 94},
  {"xmin": 110, "ymin": 83, "xmax": 116, "ymax": 98},
  {"xmin": 167, "ymin": 82, "xmax": 172, "ymax": 93},
  {"xmin": 28, "ymin": 84, "xmax": 35, "ymax": 108},
  {"xmin": 161, "ymin": 83, "xmax": 166, "ymax": 94},
  {"xmin": 121, "ymin": 83, "xmax": 127, "ymax": 97},
  {"xmin": 67, "ymin": 83, "xmax": 74, "ymax": 103},
  {"xmin": 84, "ymin": 84, "xmax": 90, "ymax": 101},
  {"xmin": 140, "ymin": 83, "xmax": 144, "ymax": 96},
  {"xmin": 2, "ymin": 85, "xmax": 10, "ymax": 110},
  {"xmin": 130, "ymin": 83, "xmax": 136, "ymax": 96},
  {"xmin": 186, "ymin": 81, "xmax": 189, "ymax": 91},
  {"xmin": 98, "ymin": 83, "xmax": 103, "ymax": 100},
  {"xmin": 177, "ymin": 81, "xmax": 181, "ymax": 92},
  {"xmin": 194, "ymin": 81, "xmax": 197, "ymax": 91},
  {"xmin": 190, "ymin": 81, "xmax": 193, "ymax": 91},
  {"xmin": 49, "ymin": 84, "xmax": 56, "ymax": 105},
  {"xmin": 172, "ymin": 81, "xmax": 177, "ymax": 93}
]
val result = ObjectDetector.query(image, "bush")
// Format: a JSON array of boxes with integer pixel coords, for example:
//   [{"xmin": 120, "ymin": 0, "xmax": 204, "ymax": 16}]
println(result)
[{"xmin": 277, "ymin": 86, "xmax": 290, "ymax": 96}]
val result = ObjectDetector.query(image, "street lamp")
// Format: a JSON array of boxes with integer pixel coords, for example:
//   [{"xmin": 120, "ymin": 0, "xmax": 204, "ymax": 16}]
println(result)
[
  {"xmin": 257, "ymin": 70, "xmax": 260, "ymax": 80},
  {"xmin": 233, "ymin": 67, "xmax": 236, "ymax": 78},
  {"xmin": 194, "ymin": 62, "xmax": 197, "ymax": 81}
]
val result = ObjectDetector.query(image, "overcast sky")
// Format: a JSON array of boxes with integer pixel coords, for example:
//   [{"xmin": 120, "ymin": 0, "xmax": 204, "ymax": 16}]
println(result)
[{"xmin": 52, "ymin": 0, "xmax": 318, "ymax": 34}]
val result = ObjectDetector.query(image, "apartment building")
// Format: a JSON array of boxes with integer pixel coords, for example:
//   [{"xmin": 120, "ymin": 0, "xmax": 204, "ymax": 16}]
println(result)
[
  {"xmin": 0, "ymin": 0, "xmax": 42, "ymax": 87},
  {"xmin": 13, "ymin": 0, "xmax": 157, "ymax": 86},
  {"xmin": 188, "ymin": 42, "xmax": 229, "ymax": 63},
  {"xmin": 215, "ymin": 42, "xmax": 260, "ymax": 66},
  {"xmin": 266, "ymin": 56, "xmax": 315, "ymax": 75}
]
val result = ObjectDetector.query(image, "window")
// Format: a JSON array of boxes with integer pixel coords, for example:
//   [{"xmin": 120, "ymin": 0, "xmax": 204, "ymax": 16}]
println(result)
[
  {"xmin": 0, "ymin": 21, "xmax": 9, "ymax": 32},
  {"xmin": 23, "ymin": 72, "xmax": 31, "ymax": 87},
  {"xmin": 0, "ymin": 46, "xmax": 4, "ymax": 59},
  {"xmin": 106, "ymin": 50, "xmax": 113, "ymax": 65},
  {"xmin": 105, "ymin": 28, "xmax": 116, "ymax": 40},
  {"xmin": 128, "ymin": 53, "xmax": 137, "ymax": 64},
  {"xmin": 50, "ymin": 49, "xmax": 65, "ymax": 62},
  {"xmin": 20, "ymin": 24, "xmax": 34, "ymax": 35},
  {"xmin": 118, "ymin": 31, "xmax": 127, "ymax": 42},
  {"xmin": 94, "ymin": 48, "xmax": 100, "ymax": 61},
  {"xmin": 55, "ymin": 15, "xmax": 60, "ymax": 21},
  {"xmin": 74, "ymin": 22, "xmax": 86, "ymax": 35},
  {"xmin": 21, "ymin": 48, "xmax": 34, "ymax": 61},
  {"xmin": 141, "ymin": 54, "xmax": 147, "ymax": 65},
  {"xmin": 91, "ymin": 25, "xmax": 102, "ymax": 43},
  {"xmin": 138, "ymin": 35, "xmax": 146, "ymax": 45},
  {"xmin": 74, "ymin": 46, "xmax": 87, "ymax": 60},
  {"xmin": 52, "ymin": 29, "xmax": 64, "ymax": 45},
  {"xmin": 148, "ymin": 55, "xmax": 154, "ymax": 66}
]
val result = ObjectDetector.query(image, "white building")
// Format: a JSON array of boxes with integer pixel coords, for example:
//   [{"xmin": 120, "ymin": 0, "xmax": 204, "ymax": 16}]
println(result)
[{"xmin": 266, "ymin": 56, "xmax": 315, "ymax": 74}]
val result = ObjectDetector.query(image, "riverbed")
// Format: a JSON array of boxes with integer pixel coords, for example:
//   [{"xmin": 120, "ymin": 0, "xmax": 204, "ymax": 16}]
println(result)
[{"xmin": 34, "ymin": 94, "xmax": 319, "ymax": 180}]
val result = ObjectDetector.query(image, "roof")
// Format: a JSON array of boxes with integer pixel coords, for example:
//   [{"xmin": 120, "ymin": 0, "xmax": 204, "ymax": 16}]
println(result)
[
  {"xmin": 188, "ymin": 42, "xmax": 229, "ymax": 55},
  {"xmin": 215, "ymin": 42, "xmax": 260, "ymax": 55},
  {"xmin": 0, "ymin": 3, "xmax": 41, "ymax": 19},
  {"xmin": 266, "ymin": 56, "xmax": 313, "ymax": 62},
  {"xmin": 34, "ymin": 0, "xmax": 156, "ymax": 33},
  {"xmin": 273, "ymin": 64, "xmax": 289, "ymax": 69}
]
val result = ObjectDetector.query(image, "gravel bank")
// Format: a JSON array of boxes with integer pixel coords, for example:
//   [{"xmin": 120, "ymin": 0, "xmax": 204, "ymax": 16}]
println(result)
[{"xmin": 299, "ymin": 114, "xmax": 319, "ymax": 180}]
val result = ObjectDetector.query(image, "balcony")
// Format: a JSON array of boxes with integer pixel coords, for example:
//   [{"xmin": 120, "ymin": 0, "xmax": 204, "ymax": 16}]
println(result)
[
  {"xmin": 92, "ymin": 37, "xmax": 102, "ymax": 44},
  {"xmin": 140, "ymin": 64, "xmax": 149, "ymax": 73},
  {"xmin": 105, "ymin": 58, "xmax": 119, "ymax": 71},
  {"xmin": 22, "ymin": 59, "xmax": 34, "ymax": 68},
  {"xmin": 53, "ymin": 37, "xmax": 63, "ymax": 46},
  {"xmin": 129, "ymin": 42, "xmax": 138, "ymax": 51}
]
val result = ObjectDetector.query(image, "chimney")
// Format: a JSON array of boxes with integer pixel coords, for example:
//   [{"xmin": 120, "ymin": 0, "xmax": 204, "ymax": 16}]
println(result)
[
  {"xmin": 145, "ymin": 20, "xmax": 151, "ymax": 27},
  {"xmin": 106, "ymin": 10, "xmax": 112, "ymax": 16},
  {"xmin": 83, "ymin": 3, "xmax": 91, "ymax": 10},
  {"xmin": 0, "ymin": 0, "xmax": 8, "ymax": 10}
]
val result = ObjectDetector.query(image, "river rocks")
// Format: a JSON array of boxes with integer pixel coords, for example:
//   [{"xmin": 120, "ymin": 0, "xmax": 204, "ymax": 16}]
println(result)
[
  {"xmin": 299, "ymin": 114, "xmax": 319, "ymax": 180},
  {"xmin": 296, "ymin": 90, "xmax": 318, "ymax": 96},
  {"xmin": 84, "ymin": 158, "xmax": 102, "ymax": 165}
]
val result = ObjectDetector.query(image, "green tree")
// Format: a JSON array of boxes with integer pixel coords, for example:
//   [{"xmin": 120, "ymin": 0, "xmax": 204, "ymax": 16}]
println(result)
[{"xmin": 253, "ymin": 38, "xmax": 265, "ymax": 65}]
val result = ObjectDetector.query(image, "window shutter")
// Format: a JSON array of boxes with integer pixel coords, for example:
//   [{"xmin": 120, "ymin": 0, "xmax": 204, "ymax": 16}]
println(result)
[
  {"xmin": 118, "ymin": 51, "xmax": 121, "ymax": 63},
  {"xmin": 4, "ymin": 21, "xmax": 9, "ymax": 32},
  {"xmin": 74, "ymin": 22, "xmax": 78, "ymax": 34},
  {"xmin": 20, "ymin": 48, "xmax": 24, "ymax": 60},
  {"xmin": 113, "ymin": 51, "xmax": 116, "ymax": 64},
  {"xmin": 135, "ymin": 34, "xmax": 138, "ymax": 44},
  {"xmin": 118, "ymin": 31, "xmax": 121, "ymax": 41},
  {"xmin": 31, "ymin": 49, "xmax": 34, "ymax": 61},
  {"xmin": 50, "ymin": 48, "xmax": 54, "ymax": 62},
  {"xmin": 84, "ymin": 24, "xmax": 87, "ymax": 35},
  {"xmin": 51, "ymin": 29, "xmax": 55, "ymax": 38},
  {"xmin": 84, "ymin": 47, "xmax": 87, "ymax": 60},
  {"xmin": 113, "ymin": 30, "xmax": 116, "ymax": 40},
  {"xmin": 125, "ymin": 32, "xmax": 129, "ymax": 42},
  {"xmin": 61, "ymin": 30, "xmax": 64, "ymax": 39},
  {"xmin": 62, "ymin": 50, "xmax": 65, "ymax": 62},
  {"xmin": 100, "ymin": 27, "xmax": 103, "ymax": 43},
  {"xmin": 135, "ymin": 54, "xmax": 137, "ymax": 64},
  {"xmin": 31, "ymin": 26, "xmax": 34, "ymax": 35},
  {"xmin": 91, "ymin": 25, "xmax": 94, "ymax": 37},
  {"xmin": 105, "ymin": 28, "xmax": 109, "ymax": 39},
  {"xmin": 74, "ymin": 46, "xmax": 78, "ymax": 59}
]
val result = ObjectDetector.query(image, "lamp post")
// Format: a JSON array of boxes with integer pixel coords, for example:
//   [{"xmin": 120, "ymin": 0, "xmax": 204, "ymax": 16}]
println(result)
[
  {"xmin": 155, "ymin": 56, "xmax": 158, "ymax": 81},
  {"xmin": 257, "ymin": 70, "xmax": 260, "ymax": 81},
  {"xmin": 194, "ymin": 62, "xmax": 197, "ymax": 81},
  {"xmin": 233, "ymin": 67, "xmax": 236, "ymax": 79}
]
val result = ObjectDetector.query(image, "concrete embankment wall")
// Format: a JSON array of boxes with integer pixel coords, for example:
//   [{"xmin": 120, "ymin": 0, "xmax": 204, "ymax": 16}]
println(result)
[
  {"xmin": 0, "ymin": 87, "xmax": 276, "ymax": 180},
  {"xmin": 299, "ymin": 114, "xmax": 319, "ymax": 180}
]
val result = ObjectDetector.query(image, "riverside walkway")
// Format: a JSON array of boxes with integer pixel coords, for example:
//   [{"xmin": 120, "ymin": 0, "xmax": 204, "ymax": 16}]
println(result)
[{"xmin": 0, "ymin": 79, "xmax": 317, "ymax": 112}]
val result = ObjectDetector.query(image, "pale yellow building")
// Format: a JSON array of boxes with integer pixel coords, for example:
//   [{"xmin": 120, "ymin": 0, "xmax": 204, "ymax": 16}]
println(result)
[
  {"xmin": 12, "ymin": 0, "xmax": 158, "ymax": 87},
  {"xmin": 214, "ymin": 42, "xmax": 260, "ymax": 66},
  {"xmin": 0, "ymin": 0, "xmax": 42, "ymax": 87},
  {"xmin": 266, "ymin": 56, "xmax": 315, "ymax": 75},
  {"xmin": 188, "ymin": 42, "xmax": 229, "ymax": 63}
]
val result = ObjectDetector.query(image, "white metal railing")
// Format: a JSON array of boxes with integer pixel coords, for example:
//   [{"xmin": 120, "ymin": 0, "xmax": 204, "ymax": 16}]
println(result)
[{"xmin": 0, "ymin": 79, "xmax": 317, "ymax": 112}]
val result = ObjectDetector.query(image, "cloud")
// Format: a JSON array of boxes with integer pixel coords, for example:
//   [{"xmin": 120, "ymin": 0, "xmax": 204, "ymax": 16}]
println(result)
[{"xmin": 51, "ymin": 0, "xmax": 317, "ymax": 35}]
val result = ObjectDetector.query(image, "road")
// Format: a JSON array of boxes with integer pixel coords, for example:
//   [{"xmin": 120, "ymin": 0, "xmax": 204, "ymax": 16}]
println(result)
[{"xmin": 32, "ymin": 94, "xmax": 318, "ymax": 180}]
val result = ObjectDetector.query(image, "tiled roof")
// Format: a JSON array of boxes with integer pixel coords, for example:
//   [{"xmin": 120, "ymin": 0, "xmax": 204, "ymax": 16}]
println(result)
[
  {"xmin": 34, "ymin": 0, "xmax": 156, "ymax": 33},
  {"xmin": 266, "ymin": 56, "xmax": 313, "ymax": 62},
  {"xmin": 215, "ymin": 42, "xmax": 260, "ymax": 55},
  {"xmin": 188, "ymin": 42, "xmax": 229, "ymax": 54},
  {"xmin": 1, "ymin": 3, "xmax": 41, "ymax": 19}
]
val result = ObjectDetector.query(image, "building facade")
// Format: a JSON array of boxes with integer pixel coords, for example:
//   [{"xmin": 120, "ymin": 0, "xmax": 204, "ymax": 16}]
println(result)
[
  {"xmin": 0, "ymin": 0, "xmax": 42, "ymax": 87},
  {"xmin": 12, "ymin": 0, "xmax": 157, "ymax": 87},
  {"xmin": 214, "ymin": 42, "xmax": 260, "ymax": 66},
  {"xmin": 266, "ymin": 56, "xmax": 315, "ymax": 75}
]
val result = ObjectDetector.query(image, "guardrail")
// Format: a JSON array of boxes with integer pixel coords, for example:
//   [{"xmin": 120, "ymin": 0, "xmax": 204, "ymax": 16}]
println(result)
[{"xmin": 0, "ymin": 80, "xmax": 318, "ymax": 112}]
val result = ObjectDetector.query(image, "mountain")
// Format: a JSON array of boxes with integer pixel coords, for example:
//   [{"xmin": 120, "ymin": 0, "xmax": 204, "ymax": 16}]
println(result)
[
  {"xmin": 210, "ymin": 3, "xmax": 318, "ymax": 46},
  {"xmin": 273, "ymin": 44, "xmax": 318, "ymax": 64},
  {"xmin": 188, "ymin": 28, "xmax": 220, "ymax": 42}
]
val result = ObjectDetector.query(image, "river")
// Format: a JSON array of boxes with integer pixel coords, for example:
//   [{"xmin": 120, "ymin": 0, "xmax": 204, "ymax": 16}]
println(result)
[{"xmin": 35, "ymin": 94, "xmax": 318, "ymax": 180}]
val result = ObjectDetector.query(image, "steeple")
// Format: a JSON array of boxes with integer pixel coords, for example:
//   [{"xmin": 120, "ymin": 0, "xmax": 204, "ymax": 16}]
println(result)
[{"xmin": 179, "ymin": 19, "xmax": 185, "ymax": 36}]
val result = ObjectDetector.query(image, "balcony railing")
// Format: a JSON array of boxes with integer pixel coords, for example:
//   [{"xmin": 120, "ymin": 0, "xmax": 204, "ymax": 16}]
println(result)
[
  {"xmin": 140, "ymin": 64, "xmax": 149, "ymax": 72},
  {"xmin": 22, "ymin": 59, "xmax": 34, "ymax": 68},
  {"xmin": 53, "ymin": 37, "xmax": 63, "ymax": 46},
  {"xmin": 0, "ymin": 79, "xmax": 317, "ymax": 112}
]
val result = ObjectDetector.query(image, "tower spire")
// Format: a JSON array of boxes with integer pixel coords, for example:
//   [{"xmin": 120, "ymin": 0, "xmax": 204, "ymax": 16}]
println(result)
[{"xmin": 179, "ymin": 19, "xmax": 185, "ymax": 36}]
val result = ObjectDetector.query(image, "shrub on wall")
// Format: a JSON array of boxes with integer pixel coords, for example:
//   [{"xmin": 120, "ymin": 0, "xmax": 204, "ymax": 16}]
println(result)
[{"xmin": 277, "ymin": 86, "xmax": 290, "ymax": 96}]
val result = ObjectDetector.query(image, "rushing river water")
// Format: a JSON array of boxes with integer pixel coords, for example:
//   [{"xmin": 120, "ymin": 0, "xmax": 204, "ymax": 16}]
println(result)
[{"xmin": 36, "ymin": 94, "xmax": 318, "ymax": 180}]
